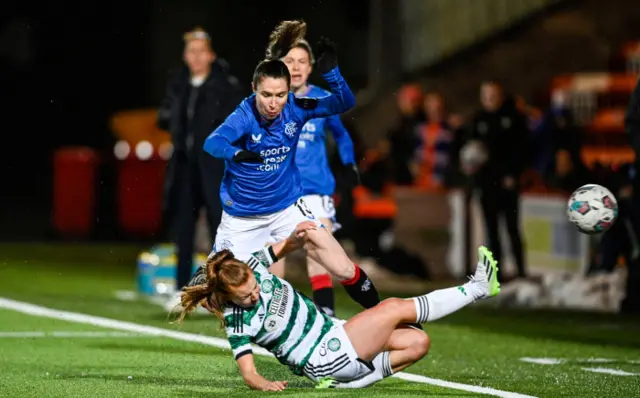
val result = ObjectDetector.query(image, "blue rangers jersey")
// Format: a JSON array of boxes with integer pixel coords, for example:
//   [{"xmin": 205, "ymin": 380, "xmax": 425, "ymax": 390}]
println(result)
[
  {"xmin": 296, "ymin": 85, "xmax": 355, "ymax": 196},
  {"xmin": 203, "ymin": 67, "xmax": 356, "ymax": 216}
]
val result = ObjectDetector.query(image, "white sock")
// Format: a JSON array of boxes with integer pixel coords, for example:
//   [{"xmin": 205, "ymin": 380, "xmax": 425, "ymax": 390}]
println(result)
[
  {"xmin": 333, "ymin": 352, "xmax": 392, "ymax": 388},
  {"xmin": 411, "ymin": 282, "xmax": 480, "ymax": 324}
]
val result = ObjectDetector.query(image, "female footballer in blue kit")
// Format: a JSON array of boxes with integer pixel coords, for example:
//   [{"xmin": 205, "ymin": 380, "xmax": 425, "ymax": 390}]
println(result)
[
  {"xmin": 203, "ymin": 20, "xmax": 380, "ymax": 311},
  {"xmin": 268, "ymin": 39, "xmax": 360, "ymax": 317}
]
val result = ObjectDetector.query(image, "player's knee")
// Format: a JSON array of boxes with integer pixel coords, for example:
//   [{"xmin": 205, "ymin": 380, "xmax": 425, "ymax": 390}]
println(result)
[
  {"xmin": 408, "ymin": 330, "xmax": 430, "ymax": 360},
  {"xmin": 379, "ymin": 298, "xmax": 406, "ymax": 314}
]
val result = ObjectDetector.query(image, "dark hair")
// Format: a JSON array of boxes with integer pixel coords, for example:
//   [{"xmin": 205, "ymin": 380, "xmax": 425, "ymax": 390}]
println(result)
[
  {"xmin": 175, "ymin": 249, "xmax": 252, "ymax": 328},
  {"xmin": 252, "ymin": 59, "xmax": 291, "ymax": 90},
  {"xmin": 265, "ymin": 20, "xmax": 308, "ymax": 60},
  {"xmin": 481, "ymin": 79, "xmax": 504, "ymax": 90}
]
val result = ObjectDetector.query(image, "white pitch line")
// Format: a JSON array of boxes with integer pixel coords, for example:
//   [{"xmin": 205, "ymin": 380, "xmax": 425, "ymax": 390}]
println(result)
[
  {"xmin": 520, "ymin": 357, "xmax": 565, "ymax": 365},
  {"xmin": 582, "ymin": 367, "xmax": 640, "ymax": 376},
  {"xmin": 0, "ymin": 297, "xmax": 536, "ymax": 398},
  {"xmin": 0, "ymin": 331, "xmax": 147, "ymax": 338}
]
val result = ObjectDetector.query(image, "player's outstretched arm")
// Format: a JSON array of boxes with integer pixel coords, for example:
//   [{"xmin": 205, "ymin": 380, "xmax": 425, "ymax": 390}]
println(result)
[
  {"xmin": 237, "ymin": 354, "xmax": 288, "ymax": 391},
  {"xmin": 296, "ymin": 38, "xmax": 356, "ymax": 120},
  {"xmin": 269, "ymin": 220, "xmax": 318, "ymax": 260},
  {"xmin": 204, "ymin": 109, "xmax": 263, "ymax": 163}
]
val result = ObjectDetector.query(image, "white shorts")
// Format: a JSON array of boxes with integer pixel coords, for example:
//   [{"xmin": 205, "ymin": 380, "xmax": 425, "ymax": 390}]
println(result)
[
  {"xmin": 302, "ymin": 194, "xmax": 341, "ymax": 233},
  {"xmin": 213, "ymin": 197, "xmax": 323, "ymax": 262},
  {"xmin": 302, "ymin": 323, "xmax": 388, "ymax": 383}
]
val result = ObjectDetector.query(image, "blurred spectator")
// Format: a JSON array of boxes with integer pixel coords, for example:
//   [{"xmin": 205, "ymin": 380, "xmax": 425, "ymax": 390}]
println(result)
[
  {"xmin": 515, "ymin": 95, "xmax": 543, "ymax": 133},
  {"xmin": 386, "ymin": 84, "xmax": 424, "ymax": 185},
  {"xmin": 412, "ymin": 92, "xmax": 459, "ymax": 189},
  {"xmin": 531, "ymin": 91, "xmax": 584, "ymax": 177},
  {"xmin": 157, "ymin": 27, "xmax": 242, "ymax": 305},
  {"xmin": 360, "ymin": 140, "xmax": 393, "ymax": 195},
  {"xmin": 544, "ymin": 148, "xmax": 591, "ymax": 193},
  {"xmin": 588, "ymin": 163, "xmax": 637, "ymax": 276},
  {"xmin": 466, "ymin": 80, "xmax": 530, "ymax": 282},
  {"xmin": 622, "ymin": 75, "xmax": 640, "ymax": 314}
]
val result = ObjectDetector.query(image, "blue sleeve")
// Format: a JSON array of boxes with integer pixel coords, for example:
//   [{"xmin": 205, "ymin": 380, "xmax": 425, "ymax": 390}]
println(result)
[
  {"xmin": 203, "ymin": 109, "xmax": 249, "ymax": 161},
  {"xmin": 326, "ymin": 115, "xmax": 355, "ymax": 165},
  {"xmin": 297, "ymin": 66, "xmax": 356, "ymax": 121}
]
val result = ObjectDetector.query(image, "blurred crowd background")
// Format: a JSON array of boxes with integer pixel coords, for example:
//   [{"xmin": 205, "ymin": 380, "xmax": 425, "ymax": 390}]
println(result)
[{"xmin": 3, "ymin": 0, "xmax": 640, "ymax": 313}]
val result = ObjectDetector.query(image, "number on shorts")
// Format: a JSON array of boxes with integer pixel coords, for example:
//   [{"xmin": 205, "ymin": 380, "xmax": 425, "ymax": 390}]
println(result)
[{"xmin": 296, "ymin": 198, "xmax": 314, "ymax": 219}]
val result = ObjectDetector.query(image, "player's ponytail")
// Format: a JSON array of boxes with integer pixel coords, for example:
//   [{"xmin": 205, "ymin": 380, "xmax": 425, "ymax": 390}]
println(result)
[
  {"xmin": 174, "ymin": 249, "xmax": 252, "ymax": 328},
  {"xmin": 265, "ymin": 20, "xmax": 308, "ymax": 61}
]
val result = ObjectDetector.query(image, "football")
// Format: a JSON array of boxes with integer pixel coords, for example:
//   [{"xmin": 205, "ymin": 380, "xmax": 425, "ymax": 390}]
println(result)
[{"xmin": 566, "ymin": 184, "xmax": 618, "ymax": 234}]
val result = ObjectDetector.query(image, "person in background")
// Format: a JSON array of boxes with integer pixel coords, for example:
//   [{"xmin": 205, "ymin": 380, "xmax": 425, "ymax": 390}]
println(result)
[
  {"xmin": 157, "ymin": 27, "xmax": 243, "ymax": 311},
  {"xmin": 587, "ymin": 163, "xmax": 637, "ymax": 277},
  {"xmin": 466, "ymin": 80, "xmax": 530, "ymax": 282},
  {"xmin": 543, "ymin": 148, "xmax": 590, "ymax": 194},
  {"xmin": 386, "ymin": 84, "xmax": 424, "ymax": 185},
  {"xmin": 531, "ymin": 90, "xmax": 583, "ymax": 179},
  {"xmin": 412, "ymin": 92, "xmax": 458, "ymax": 189},
  {"xmin": 622, "ymin": 75, "xmax": 640, "ymax": 314}
]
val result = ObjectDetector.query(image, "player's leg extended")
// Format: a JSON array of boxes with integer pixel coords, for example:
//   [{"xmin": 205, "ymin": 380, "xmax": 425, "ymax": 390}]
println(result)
[
  {"xmin": 302, "ymin": 225, "xmax": 380, "ymax": 309},
  {"xmin": 343, "ymin": 246, "xmax": 499, "ymax": 362},
  {"xmin": 306, "ymin": 217, "xmax": 335, "ymax": 316},
  {"xmin": 273, "ymin": 199, "xmax": 381, "ymax": 309}
]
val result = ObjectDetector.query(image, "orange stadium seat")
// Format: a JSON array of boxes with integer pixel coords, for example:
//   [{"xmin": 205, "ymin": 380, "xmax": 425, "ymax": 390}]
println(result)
[
  {"xmin": 352, "ymin": 185, "xmax": 397, "ymax": 219},
  {"xmin": 581, "ymin": 146, "xmax": 635, "ymax": 167},
  {"xmin": 551, "ymin": 73, "xmax": 638, "ymax": 97},
  {"xmin": 110, "ymin": 109, "xmax": 171, "ymax": 147},
  {"xmin": 588, "ymin": 108, "xmax": 626, "ymax": 134}
]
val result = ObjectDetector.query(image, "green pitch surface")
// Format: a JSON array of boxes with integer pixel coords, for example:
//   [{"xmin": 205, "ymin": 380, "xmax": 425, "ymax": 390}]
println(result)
[{"xmin": 1, "ymin": 243, "xmax": 639, "ymax": 397}]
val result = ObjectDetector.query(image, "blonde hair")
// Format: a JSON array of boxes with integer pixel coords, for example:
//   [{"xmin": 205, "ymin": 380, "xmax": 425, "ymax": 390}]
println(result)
[
  {"xmin": 183, "ymin": 26, "xmax": 212, "ymax": 49},
  {"xmin": 175, "ymin": 249, "xmax": 252, "ymax": 327},
  {"xmin": 265, "ymin": 20, "xmax": 308, "ymax": 61},
  {"xmin": 290, "ymin": 40, "xmax": 315, "ymax": 64}
]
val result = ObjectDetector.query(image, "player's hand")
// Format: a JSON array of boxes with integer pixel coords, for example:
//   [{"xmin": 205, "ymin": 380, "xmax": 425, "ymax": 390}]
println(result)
[
  {"xmin": 261, "ymin": 380, "xmax": 288, "ymax": 391},
  {"xmin": 345, "ymin": 164, "xmax": 361, "ymax": 187},
  {"xmin": 316, "ymin": 37, "xmax": 338, "ymax": 74},
  {"xmin": 294, "ymin": 220, "xmax": 318, "ymax": 239},
  {"xmin": 233, "ymin": 150, "xmax": 264, "ymax": 164}
]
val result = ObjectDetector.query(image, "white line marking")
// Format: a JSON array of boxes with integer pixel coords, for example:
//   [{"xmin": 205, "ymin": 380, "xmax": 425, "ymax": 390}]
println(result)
[
  {"xmin": 582, "ymin": 367, "xmax": 640, "ymax": 376},
  {"xmin": 579, "ymin": 358, "xmax": 615, "ymax": 363},
  {"xmin": 0, "ymin": 331, "xmax": 148, "ymax": 338},
  {"xmin": 0, "ymin": 297, "xmax": 536, "ymax": 398},
  {"xmin": 520, "ymin": 357, "xmax": 565, "ymax": 365}
]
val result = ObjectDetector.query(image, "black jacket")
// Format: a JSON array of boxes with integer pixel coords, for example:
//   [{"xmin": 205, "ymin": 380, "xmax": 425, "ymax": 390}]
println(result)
[
  {"xmin": 157, "ymin": 59, "xmax": 243, "ymax": 218},
  {"xmin": 157, "ymin": 59, "xmax": 243, "ymax": 158},
  {"xmin": 626, "ymin": 76, "xmax": 640, "ymax": 161},
  {"xmin": 469, "ymin": 98, "xmax": 530, "ymax": 187}
]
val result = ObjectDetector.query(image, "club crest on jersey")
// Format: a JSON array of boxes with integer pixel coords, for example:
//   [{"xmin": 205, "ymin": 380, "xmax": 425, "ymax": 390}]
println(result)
[
  {"xmin": 328, "ymin": 337, "xmax": 341, "ymax": 352},
  {"xmin": 264, "ymin": 314, "xmax": 284, "ymax": 332},
  {"xmin": 284, "ymin": 122, "xmax": 297, "ymax": 138},
  {"xmin": 261, "ymin": 279, "xmax": 274, "ymax": 294}
]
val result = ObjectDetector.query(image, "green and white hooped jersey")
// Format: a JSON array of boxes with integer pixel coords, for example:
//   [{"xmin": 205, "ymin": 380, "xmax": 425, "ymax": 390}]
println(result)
[{"xmin": 224, "ymin": 247, "xmax": 334, "ymax": 373}]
